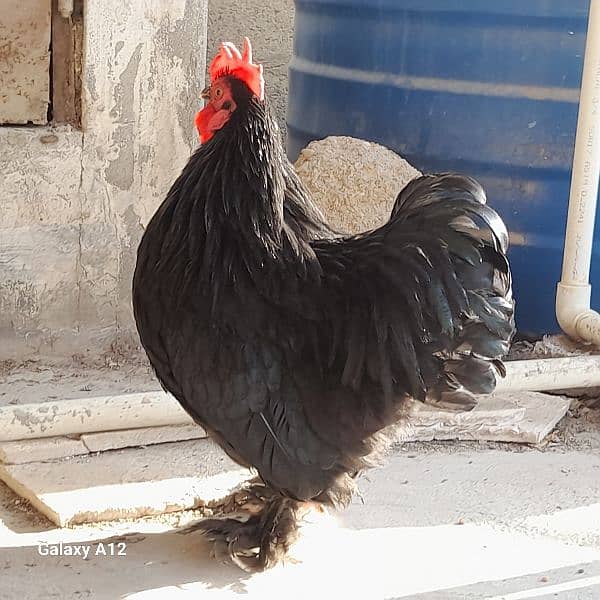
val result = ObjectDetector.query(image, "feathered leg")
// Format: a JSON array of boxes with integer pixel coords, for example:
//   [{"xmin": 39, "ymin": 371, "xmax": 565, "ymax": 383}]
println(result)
[
  {"xmin": 206, "ymin": 477, "xmax": 276, "ymax": 515},
  {"xmin": 180, "ymin": 480, "xmax": 306, "ymax": 572},
  {"xmin": 200, "ymin": 495, "xmax": 302, "ymax": 571}
]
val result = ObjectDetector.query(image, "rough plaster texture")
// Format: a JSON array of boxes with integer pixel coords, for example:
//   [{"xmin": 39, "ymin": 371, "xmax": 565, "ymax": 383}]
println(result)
[
  {"xmin": 0, "ymin": 0, "xmax": 208, "ymax": 361},
  {"xmin": 208, "ymin": 0, "xmax": 294, "ymax": 135},
  {"xmin": 0, "ymin": 392, "xmax": 192, "ymax": 442},
  {"xmin": 0, "ymin": 127, "xmax": 83, "ymax": 358}
]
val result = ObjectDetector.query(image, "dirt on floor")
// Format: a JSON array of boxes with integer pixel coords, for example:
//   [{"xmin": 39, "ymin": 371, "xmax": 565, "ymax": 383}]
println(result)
[
  {"xmin": 0, "ymin": 358, "xmax": 158, "ymax": 408},
  {"xmin": 1, "ymin": 405, "xmax": 599, "ymax": 599},
  {"xmin": 1, "ymin": 397, "xmax": 598, "ymax": 534},
  {"xmin": 1, "ymin": 333, "xmax": 597, "ymax": 408},
  {"xmin": 1, "ymin": 336, "xmax": 599, "ymax": 598}
]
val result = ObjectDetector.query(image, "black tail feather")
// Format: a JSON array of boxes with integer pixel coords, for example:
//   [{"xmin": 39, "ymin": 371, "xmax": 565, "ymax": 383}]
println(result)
[{"xmin": 389, "ymin": 173, "xmax": 515, "ymax": 409}]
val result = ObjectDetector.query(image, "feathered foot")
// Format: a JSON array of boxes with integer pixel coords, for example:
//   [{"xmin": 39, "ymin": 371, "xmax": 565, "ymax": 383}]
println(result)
[
  {"xmin": 181, "ymin": 483, "xmax": 306, "ymax": 572},
  {"xmin": 206, "ymin": 478, "xmax": 277, "ymax": 516},
  {"xmin": 200, "ymin": 496, "xmax": 301, "ymax": 572},
  {"xmin": 180, "ymin": 479, "xmax": 327, "ymax": 571}
]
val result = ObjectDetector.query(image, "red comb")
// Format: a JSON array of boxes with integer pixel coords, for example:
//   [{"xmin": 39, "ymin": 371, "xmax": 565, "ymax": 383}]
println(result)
[{"xmin": 209, "ymin": 37, "xmax": 264, "ymax": 101}]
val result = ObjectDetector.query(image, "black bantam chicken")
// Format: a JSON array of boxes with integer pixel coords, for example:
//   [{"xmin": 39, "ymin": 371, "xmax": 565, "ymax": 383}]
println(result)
[{"xmin": 133, "ymin": 39, "xmax": 514, "ymax": 571}]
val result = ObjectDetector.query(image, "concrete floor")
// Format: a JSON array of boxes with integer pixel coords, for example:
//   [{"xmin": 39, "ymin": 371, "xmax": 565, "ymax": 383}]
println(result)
[{"xmin": 1, "ymin": 441, "xmax": 600, "ymax": 600}]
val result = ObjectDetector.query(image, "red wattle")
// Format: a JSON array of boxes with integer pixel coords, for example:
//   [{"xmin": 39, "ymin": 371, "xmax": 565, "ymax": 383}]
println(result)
[
  {"xmin": 195, "ymin": 104, "xmax": 234, "ymax": 144},
  {"xmin": 195, "ymin": 104, "xmax": 216, "ymax": 143}
]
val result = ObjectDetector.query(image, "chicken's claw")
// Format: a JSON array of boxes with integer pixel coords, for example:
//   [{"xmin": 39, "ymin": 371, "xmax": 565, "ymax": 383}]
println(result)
[{"xmin": 180, "ymin": 490, "xmax": 303, "ymax": 572}]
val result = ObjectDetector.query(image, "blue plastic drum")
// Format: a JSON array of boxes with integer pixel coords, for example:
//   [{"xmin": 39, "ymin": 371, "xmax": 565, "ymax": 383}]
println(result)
[{"xmin": 287, "ymin": 0, "xmax": 598, "ymax": 334}]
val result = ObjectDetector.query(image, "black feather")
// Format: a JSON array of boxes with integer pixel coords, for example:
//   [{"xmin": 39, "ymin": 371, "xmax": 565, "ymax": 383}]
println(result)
[{"xmin": 132, "ymin": 75, "xmax": 515, "ymax": 520}]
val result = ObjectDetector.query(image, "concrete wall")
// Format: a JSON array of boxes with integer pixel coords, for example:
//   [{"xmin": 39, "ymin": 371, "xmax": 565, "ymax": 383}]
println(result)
[
  {"xmin": 208, "ymin": 0, "xmax": 294, "ymax": 135},
  {"xmin": 0, "ymin": 0, "xmax": 295, "ymax": 363},
  {"xmin": 0, "ymin": 0, "xmax": 208, "ymax": 362}
]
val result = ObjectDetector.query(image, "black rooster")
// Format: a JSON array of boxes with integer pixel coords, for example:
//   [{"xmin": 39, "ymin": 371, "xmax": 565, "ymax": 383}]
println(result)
[{"xmin": 133, "ymin": 39, "xmax": 514, "ymax": 571}]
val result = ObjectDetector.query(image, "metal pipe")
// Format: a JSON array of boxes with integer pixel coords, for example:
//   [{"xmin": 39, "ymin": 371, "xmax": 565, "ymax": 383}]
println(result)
[{"xmin": 556, "ymin": 0, "xmax": 600, "ymax": 346}]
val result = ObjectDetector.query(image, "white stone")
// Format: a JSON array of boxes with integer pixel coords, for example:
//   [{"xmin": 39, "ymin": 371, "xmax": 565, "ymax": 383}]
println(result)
[
  {"xmin": 295, "ymin": 136, "xmax": 421, "ymax": 234},
  {"xmin": 81, "ymin": 424, "xmax": 207, "ymax": 453},
  {"xmin": 0, "ymin": 439, "xmax": 249, "ymax": 526},
  {"xmin": 0, "ymin": 436, "xmax": 89, "ymax": 465},
  {"xmin": 400, "ymin": 391, "xmax": 571, "ymax": 444},
  {"xmin": 0, "ymin": 391, "xmax": 192, "ymax": 442}
]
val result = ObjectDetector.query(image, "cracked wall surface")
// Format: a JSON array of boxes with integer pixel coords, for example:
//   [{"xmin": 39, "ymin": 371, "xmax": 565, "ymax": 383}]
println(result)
[{"xmin": 0, "ymin": 0, "xmax": 208, "ymax": 362}]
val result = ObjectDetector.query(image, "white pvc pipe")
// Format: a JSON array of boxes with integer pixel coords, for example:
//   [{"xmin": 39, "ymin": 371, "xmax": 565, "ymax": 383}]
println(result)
[
  {"xmin": 556, "ymin": 0, "xmax": 600, "ymax": 346},
  {"xmin": 1, "ymin": 357, "xmax": 599, "ymax": 441}
]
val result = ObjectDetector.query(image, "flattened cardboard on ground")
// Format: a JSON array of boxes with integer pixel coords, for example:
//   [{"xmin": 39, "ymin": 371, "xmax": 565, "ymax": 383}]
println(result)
[
  {"xmin": 80, "ymin": 424, "xmax": 207, "ymax": 453},
  {"xmin": 0, "ymin": 439, "xmax": 250, "ymax": 527},
  {"xmin": 402, "ymin": 391, "xmax": 571, "ymax": 444}
]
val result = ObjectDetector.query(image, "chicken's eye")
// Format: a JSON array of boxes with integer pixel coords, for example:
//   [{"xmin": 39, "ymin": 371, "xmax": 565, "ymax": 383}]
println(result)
[{"xmin": 214, "ymin": 87, "xmax": 223, "ymax": 99}]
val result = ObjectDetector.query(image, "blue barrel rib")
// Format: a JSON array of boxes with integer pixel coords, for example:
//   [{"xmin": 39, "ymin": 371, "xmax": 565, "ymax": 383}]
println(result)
[{"xmin": 287, "ymin": 0, "xmax": 598, "ymax": 334}]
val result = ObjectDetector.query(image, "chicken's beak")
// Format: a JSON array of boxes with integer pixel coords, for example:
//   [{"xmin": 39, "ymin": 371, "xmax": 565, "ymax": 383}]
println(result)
[{"xmin": 201, "ymin": 85, "xmax": 211, "ymax": 100}]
